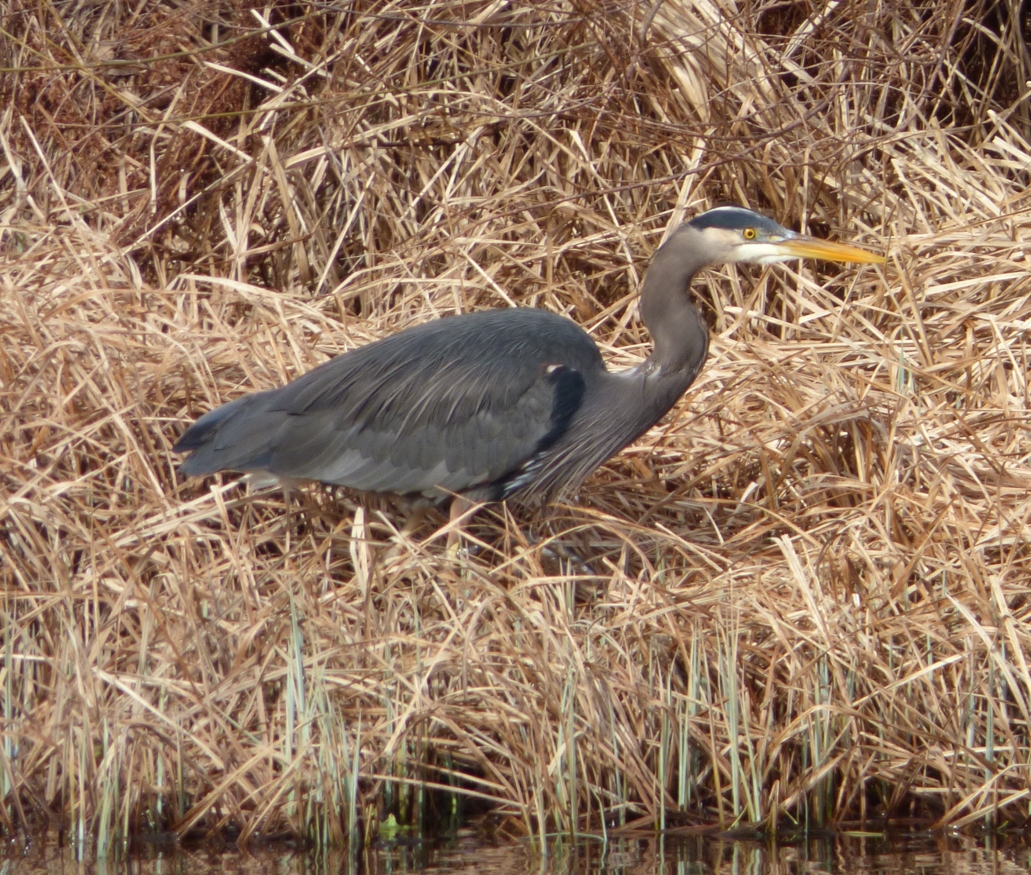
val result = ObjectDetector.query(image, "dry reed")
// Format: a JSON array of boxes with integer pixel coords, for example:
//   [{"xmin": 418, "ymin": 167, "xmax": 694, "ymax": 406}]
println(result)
[{"xmin": 2, "ymin": 0, "xmax": 1031, "ymax": 848}]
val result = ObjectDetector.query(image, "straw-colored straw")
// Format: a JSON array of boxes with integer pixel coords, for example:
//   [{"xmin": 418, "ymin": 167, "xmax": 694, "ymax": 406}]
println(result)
[{"xmin": 2, "ymin": 0, "xmax": 1030, "ymax": 843}]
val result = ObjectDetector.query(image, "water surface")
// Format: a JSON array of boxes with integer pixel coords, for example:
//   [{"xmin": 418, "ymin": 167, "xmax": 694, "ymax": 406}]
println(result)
[{"xmin": 2, "ymin": 832, "xmax": 1029, "ymax": 874}]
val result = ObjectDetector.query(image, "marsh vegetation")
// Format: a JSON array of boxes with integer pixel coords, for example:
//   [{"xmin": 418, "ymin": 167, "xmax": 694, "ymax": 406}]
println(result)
[{"xmin": 2, "ymin": 0, "xmax": 1031, "ymax": 849}]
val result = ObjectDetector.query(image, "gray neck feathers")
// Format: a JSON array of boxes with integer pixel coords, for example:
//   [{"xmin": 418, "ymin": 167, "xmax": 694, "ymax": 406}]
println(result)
[{"xmin": 639, "ymin": 227, "xmax": 710, "ymax": 377}]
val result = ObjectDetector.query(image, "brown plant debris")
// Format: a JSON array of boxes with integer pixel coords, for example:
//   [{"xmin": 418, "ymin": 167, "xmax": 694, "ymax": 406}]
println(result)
[{"xmin": 3, "ymin": 0, "xmax": 1031, "ymax": 844}]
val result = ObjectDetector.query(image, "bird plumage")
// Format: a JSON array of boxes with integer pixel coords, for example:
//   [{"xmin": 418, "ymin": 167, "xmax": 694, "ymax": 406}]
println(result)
[
  {"xmin": 174, "ymin": 206, "xmax": 883, "ymax": 502},
  {"xmin": 176, "ymin": 308, "xmax": 600, "ymax": 500}
]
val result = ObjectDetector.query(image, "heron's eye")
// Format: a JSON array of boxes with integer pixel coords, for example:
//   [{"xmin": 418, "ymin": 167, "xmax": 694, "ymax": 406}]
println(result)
[{"xmin": 743, "ymin": 227, "xmax": 757, "ymax": 240}]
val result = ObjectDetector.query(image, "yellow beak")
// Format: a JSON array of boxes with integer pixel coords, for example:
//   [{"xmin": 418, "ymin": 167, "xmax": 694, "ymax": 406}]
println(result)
[{"xmin": 777, "ymin": 235, "xmax": 886, "ymax": 264}]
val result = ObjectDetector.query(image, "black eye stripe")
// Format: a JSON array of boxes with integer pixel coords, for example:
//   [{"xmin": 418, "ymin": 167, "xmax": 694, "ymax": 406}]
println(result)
[{"xmin": 686, "ymin": 206, "xmax": 790, "ymax": 238}]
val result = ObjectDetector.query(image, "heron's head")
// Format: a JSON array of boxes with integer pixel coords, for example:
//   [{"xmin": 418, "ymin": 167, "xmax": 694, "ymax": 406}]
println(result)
[{"xmin": 685, "ymin": 205, "xmax": 885, "ymax": 266}]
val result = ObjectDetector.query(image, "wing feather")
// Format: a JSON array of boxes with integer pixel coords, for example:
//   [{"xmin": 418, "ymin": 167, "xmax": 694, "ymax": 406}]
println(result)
[{"xmin": 175, "ymin": 309, "xmax": 600, "ymax": 497}]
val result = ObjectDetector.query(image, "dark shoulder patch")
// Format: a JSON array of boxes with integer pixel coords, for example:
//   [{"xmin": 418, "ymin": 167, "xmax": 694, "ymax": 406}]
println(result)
[
  {"xmin": 488, "ymin": 364, "xmax": 587, "ymax": 501},
  {"xmin": 536, "ymin": 364, "xmax": 585, "ymax": 454}
]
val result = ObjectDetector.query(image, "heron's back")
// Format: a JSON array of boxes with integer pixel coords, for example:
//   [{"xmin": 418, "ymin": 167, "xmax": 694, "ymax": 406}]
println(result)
[{"xmin": 175, "ymin": 308, "xmax": 604, "ymax": 499}]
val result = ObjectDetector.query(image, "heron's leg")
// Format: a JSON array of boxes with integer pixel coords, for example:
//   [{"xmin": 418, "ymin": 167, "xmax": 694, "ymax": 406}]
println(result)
[
  {"xmin": 400, "ymin": 504, "xmax": 429, "ymax": 536},
  {"xmin": 281, "ymin": 485, "xmax": 292, "ymax": 551},
  {"xmin": 445, "ymin": 496, "xmax": 472, "ymax": 554},
  {"xmin": 379, "ymin": 503, "xmax": 428, "ymax": 566},
  {"xmin": 272, "ymin": 481, "xmax": 299, "ymax": 550},
  {"xmin": 433, "ymin": 495, "xmax": 488, "ymax": 560}
]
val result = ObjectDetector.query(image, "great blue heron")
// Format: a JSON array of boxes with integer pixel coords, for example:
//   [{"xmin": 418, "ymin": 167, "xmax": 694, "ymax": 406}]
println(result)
[{"xmin": 174, "ymin": 206, "xmax": 883, "ymax": 503}]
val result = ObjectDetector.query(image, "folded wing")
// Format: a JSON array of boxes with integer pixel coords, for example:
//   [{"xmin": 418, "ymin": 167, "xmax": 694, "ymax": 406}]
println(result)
[{"xmin": 174, "ymin": 309, "xmax": 601, "ymax": 499}]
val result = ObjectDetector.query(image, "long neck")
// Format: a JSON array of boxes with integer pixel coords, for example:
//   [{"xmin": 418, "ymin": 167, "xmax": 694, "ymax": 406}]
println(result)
[{"xmin": 639, "ymin": 230, "xmax": 710, "ymax": 378}]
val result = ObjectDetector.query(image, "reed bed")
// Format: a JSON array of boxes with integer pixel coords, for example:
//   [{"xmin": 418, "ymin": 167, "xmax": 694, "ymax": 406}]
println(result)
[{"xmin": 2, "ymin": 0, "xmax": 1031, "ymax": 848}]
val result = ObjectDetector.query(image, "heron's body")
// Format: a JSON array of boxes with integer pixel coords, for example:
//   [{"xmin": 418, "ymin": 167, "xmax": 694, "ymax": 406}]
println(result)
[{"xmin": 175, "ymin": 207, "xmax": 882, "ymax": 502}]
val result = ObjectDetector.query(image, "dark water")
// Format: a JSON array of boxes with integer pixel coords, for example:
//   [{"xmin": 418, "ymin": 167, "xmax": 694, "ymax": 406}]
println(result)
[{"xmin": 2, "ymin": 832, "xmax": 1029, "ymax": 874}]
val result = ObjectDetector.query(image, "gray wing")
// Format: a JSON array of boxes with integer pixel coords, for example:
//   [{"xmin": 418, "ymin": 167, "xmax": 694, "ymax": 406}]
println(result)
[{"xmin": 174, "ymin": 309, "xmax": 601, "ymax": 498}]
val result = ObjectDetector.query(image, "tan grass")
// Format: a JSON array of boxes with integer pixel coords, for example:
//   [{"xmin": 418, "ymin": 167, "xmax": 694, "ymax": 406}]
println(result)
[{"xmin": 3, "ymin": 0, "xmax": 1031, "ymax": 846}]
